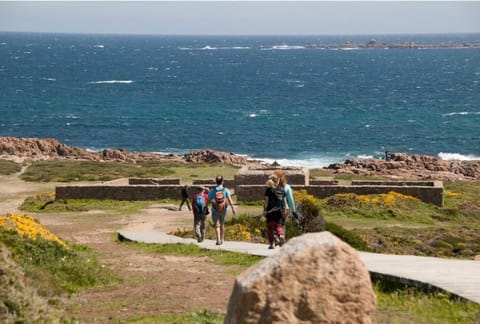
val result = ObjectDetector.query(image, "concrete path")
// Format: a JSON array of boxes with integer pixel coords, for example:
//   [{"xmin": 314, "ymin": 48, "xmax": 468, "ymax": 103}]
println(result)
[{"xmin": 118, "ymin": 231, "xmax": 480, "ymax": 305}]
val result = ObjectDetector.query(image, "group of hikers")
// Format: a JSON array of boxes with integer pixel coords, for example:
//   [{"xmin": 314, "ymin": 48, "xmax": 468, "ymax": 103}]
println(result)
[{"xmin": 179, "ymin": 171, "xmax": 299, "ymax": 249}]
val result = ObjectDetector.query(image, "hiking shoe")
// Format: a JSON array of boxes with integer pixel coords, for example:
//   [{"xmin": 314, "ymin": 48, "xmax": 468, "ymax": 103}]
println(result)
[
  {"xmin": 278, "ymin": 236, "xmax": 285, "ymax": 247},
  {"xmin": 216, "ymin": 241, "xmax": 221, "ymax": 245},
  {"xmin": 268, "ymin": 245, "xmax": 275, "ymax": 249}
]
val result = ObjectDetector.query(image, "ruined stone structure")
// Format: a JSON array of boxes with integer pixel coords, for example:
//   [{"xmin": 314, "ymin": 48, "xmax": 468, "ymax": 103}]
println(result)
[{"xmin": 55, "ymin": 166, "xmax": 444, "ymax": 206}]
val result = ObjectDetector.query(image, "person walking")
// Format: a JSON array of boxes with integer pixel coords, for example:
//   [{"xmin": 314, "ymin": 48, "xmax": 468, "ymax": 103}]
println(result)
[
  {"xmin": 192, "ymin": 187, "xmax": 208, "ymax": 242},
  {"xmin": 274, "ymin": 169, "xmax": 300, "ymax": 224},
  {"xmin": 263, "ymin": 174, "xmax": 287, "ymax": 249},
  {"xmin": 208, "ymin": 175, "xmax": 235, "ymax": 245},
  {"xmin": 179, "ymin": 185, "xmax": 191, "ymax": 211}
]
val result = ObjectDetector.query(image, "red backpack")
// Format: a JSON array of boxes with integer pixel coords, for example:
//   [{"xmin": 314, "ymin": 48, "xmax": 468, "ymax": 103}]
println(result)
[{"xmin": 214, "ymin": 188, "xmax": 226, "ymax": 211}]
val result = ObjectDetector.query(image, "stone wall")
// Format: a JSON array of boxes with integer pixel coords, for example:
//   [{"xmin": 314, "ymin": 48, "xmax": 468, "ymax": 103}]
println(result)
[
  {"xmin": 234, "ymin": 166, "xmax": 308, "ymax": 185},
  {"xmin": 235, "ymin": 182, "xmax": 443, "ymax": 206},
  {"xmin": 55, "ymin": 173, "xmax": 444, "ymax": 206},
  {"xmin": 192, "ymin": 179, "xmax": 235, "ymax": 189},
  {"xmin": 129, "ymin": 178, "xmax": 180, "ymax": 185}
]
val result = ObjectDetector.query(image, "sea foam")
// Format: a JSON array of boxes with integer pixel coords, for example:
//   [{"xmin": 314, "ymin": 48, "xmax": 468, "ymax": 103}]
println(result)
[
  {"xmin": 88, "ymin": 80, "xmax": 133, "ymax": 84},
  {"xmin": 438, "ymin": 152, "xmax": 480, "ymax": 161}
]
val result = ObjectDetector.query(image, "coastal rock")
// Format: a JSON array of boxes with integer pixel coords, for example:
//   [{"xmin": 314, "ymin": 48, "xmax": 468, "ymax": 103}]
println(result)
[
  {"xmin": 183, "ymin": 150, "xmax": 249, "ymax": 166},
  {"xmin": 0, "ymin": 137, "xmax": 251, "ymax": 166},
  {"xmin": 326, "ymin": 152, "xmax": 480, "ymax": 181},
  {"xmin": 224, "ymin": 232, "xmax": 376, "ymax": 324}
]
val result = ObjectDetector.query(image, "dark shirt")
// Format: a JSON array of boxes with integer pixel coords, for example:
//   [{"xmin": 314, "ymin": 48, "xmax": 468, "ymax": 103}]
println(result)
[{"xmin": 264, "ymin": 187, "xmax": 284, "ymax": 222}]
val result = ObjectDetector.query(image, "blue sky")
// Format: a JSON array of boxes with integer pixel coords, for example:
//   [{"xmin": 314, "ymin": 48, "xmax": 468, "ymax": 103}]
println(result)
[{"xmin": 0, "ymin": 1, "xmax": 479, "ymax": 35}]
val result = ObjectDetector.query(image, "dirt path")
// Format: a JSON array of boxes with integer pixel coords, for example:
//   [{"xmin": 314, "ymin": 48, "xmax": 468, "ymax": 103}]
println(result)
[{"xmin": 0, "ymin": 175, "xmax": 236, "ymax": 322}]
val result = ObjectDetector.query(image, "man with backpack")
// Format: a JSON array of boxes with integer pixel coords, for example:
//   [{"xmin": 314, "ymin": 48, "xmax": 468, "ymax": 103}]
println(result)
[
  {"xmin": 208, "ymin": 175, "xmax": 235, "ymax": 245},
  {"xmin": 192, "ymin": 187, "xmax": 209, "ymax": 242}
]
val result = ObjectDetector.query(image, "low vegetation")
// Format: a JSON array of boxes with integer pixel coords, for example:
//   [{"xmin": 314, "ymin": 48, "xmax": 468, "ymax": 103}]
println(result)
[
  {"xmin": 17, "ymin": 159, "xmax": 240, "ymax": 183},
  {"xmin": 2, "ymin": 160, "xmax": 480, "ymax": 322},
  {"xmin": 0, "ymin": 159, "xmax": 22, "ymax": 175},
  {"xmin": 0, "ymin": 214, "xmax": 118, "ymax": 322}
]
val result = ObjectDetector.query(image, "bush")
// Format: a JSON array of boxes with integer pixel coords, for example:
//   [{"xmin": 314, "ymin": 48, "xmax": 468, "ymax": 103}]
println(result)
[
  {"xmin": 325, "ymin": 222, "xmax": 370, "ymax": 251},
  {"xmin": 294, "ymin": 190, "xmax": 326, "ymax": 233}
]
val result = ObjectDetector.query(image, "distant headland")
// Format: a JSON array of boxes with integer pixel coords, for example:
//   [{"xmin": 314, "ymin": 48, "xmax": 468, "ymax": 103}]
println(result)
[{"xmin": 306, "ymin": 39, "xmax": 480, "ymax": 50}]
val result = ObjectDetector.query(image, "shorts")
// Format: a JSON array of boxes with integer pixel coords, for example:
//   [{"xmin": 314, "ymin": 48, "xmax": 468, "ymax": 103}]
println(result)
[{"xmin": 212, "ymin": 208, "xmax": 227, "ymax": 224}]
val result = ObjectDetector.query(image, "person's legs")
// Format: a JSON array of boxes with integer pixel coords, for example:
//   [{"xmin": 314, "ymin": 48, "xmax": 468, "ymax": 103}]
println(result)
[
  {"xmin": 186, "ymin": 199, "xmax": 191, "ymax": 211},
  {"xmin": 193, "ymin": 213, "xmax": 201, "ymax": 240},
  {"xmin": 212, "ymin": 211, "xmax": 221, "ymax": 244},
  {"xmin": 275, "ymin": 221, "xmax": 285, "ymax": 246},
  {"xmin": 219, "ymin": 210, "xmax": 226, "ymax": 244},
  {"xmin": 179, "ymin": 198, "xmax": 186, "ymax": 211},
  {"xmin": 199, "ymin": 214, "xmax": 206, "ymax": 241},
  {"xmin": 266, "ymin": 220, "xmax": 276, "ymax": 248}
]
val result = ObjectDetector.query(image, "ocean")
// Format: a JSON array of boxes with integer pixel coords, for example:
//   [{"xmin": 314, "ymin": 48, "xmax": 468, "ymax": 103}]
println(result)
[{"xmin": 1, "ymin": 32, "xmax": 479, "ymax": 168}]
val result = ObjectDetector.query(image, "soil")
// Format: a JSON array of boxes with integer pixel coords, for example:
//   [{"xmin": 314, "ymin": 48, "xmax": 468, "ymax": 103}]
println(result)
[{"xmin": 0, "ymin": 173, "xmax": 236, "ymax": 322}]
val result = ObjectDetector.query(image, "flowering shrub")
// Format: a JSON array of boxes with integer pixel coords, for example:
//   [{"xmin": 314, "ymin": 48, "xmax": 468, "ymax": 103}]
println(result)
[
  {"xmin": 326, "ymin": 191, "xmax": 420, "ymax": 208},
  {"xmin": 226, "ymin": 223, "xmax": 251, "ymax": 241},
  {"xmin": 0, "ymin": 213, "xmax": 67, "ymax": 247},
  {"xmin": 294, "ymin": 190, "xmax": 326, "ymax": 233}
]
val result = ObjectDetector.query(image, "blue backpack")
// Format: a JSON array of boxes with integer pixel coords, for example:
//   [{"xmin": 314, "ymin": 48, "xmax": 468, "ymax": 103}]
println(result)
[{"xmin": 195, "ymin": 194, "xmax": 206, "ymax": 214}]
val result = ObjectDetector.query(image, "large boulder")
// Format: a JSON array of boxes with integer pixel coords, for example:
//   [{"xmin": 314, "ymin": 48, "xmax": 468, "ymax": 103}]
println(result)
[{"xmin": 224, "ymin": 232, "xmax": 376, "ymax": 324}]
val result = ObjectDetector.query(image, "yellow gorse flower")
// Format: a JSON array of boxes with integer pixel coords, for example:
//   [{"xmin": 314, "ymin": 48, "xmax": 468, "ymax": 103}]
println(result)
[
  {"xmin": 227, "ymin": 223, "xmax": 251, "ymax": 241},
  {"xmin": 0, "ymin": 213, "xmax": 67, "ymax": 247}
]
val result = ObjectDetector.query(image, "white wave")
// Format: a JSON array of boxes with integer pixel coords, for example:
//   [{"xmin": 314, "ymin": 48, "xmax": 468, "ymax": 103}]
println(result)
[
  {"xmin": 93, "ymin": 44, "xmax": 104, "ymax": 48},
  {"xmin": 40, "ymin": 77, "xmax": 56, "ymax": 81},
  {"xmin": 442, "ymin": 111, "xmax": 480, "ymax": 117},
  {"xmin": 261, "ymin": 44, "xmax": 305, "ymax": 51},
  {"xmin": 258, "ymin": 156, "xmax": 340, "ymax": 168},
  {"xmin": 179, "ymin": 46, "xmax": 249, "ymax": 50},
  {"xmin": 0, "ymin": 42, "xmax": 6, "ymax": 45},
  {"xmin": 438, "ymin": 152, "xmax": 480, "ymax": 161},
  {"xmin": 357, "ymin": 154, "xmax": 374, "ymax": 159},
  {"xmin": 88, "ymin": 80, "xmax": 133, "ymax": 84},
  {"xmin": 248, "ymin": 113, "xmax": 257, "ymax": 118}
]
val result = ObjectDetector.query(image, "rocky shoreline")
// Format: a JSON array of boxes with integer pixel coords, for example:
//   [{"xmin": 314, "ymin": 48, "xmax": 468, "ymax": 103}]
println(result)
[
  {"xmin": 0, "ymin": 136, "xmax": 250, "ymax": 166},
  {"xmin": 1, "ymin": 136, "xmax": 479, "ymax": 181},
  {"xmin": 326, "ymin": 152, "xmax": 480, "ymax": 181}
]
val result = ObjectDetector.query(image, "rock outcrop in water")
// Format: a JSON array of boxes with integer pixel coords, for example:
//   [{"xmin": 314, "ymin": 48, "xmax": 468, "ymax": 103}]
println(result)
[{"xmin": 326, "ymin": 152, "xmax": 480, "ymax": 181}]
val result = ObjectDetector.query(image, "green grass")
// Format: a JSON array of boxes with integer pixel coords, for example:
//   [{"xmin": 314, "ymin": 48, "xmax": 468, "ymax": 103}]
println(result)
[
  {"xmin": 19, "ymin": 160, "xmax": 240, "ymax": 183},
  {"xmin": 20, "ymin": 193, "xmax": 151, "ymax": 214},
  {"xmin": 374, "ymin": 281, "xmax": 480, "ymax": 323},
  {"xmin": 127, "ymin": 309, "xmax": 223, "ymax": 323},
  {"xmin": 124, "ymin": 241, "xmax": 262, "ymax": 268},
  {"xmin": 0, "ymin": 159, "xmax": 22, "ymax": 175}
]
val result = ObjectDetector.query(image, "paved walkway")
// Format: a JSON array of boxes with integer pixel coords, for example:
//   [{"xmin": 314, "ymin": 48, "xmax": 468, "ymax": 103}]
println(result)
[{"xmin": 118, "ymin": 231, "xmax": 480, "ymax": 305}]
